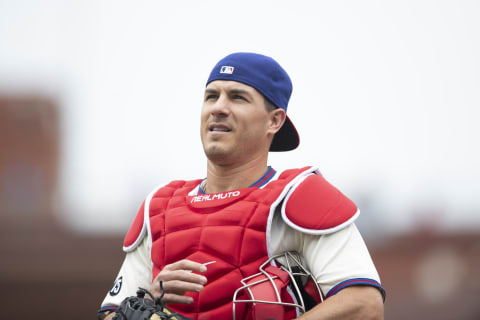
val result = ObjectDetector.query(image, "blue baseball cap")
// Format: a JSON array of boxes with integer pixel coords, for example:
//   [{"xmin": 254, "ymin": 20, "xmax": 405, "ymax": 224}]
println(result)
[{"xmin": 206, "ymin": 52, "xmax": 299, "ymax": 152}]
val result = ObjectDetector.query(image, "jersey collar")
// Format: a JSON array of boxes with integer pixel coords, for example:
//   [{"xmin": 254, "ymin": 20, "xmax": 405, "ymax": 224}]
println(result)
[{"xmin": 198, "ymin": 166, "xmax": 277, "ymax": 195}]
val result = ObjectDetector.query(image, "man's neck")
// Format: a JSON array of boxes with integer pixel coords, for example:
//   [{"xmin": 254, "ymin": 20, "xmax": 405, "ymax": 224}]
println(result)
[{"xmin": 204, "ymin": 156, "xmax": 270, "ymax": 194}]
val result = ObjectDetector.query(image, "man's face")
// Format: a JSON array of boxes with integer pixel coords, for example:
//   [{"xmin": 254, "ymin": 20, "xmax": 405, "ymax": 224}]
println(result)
[{"xmin": 200, "ymin": 80, "xmax": 275, "ymax": 165}]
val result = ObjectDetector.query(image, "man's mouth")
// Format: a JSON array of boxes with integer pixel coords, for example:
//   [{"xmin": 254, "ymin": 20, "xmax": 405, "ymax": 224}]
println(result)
[{"xmin": 208, "ymin": 124, "xmax": 231, "ymax": 132}]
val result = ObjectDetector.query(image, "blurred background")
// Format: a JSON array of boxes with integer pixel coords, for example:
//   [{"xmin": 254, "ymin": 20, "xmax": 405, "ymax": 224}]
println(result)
[{"xmin": 1, "ymin": 0, "xmax": 479, "ymax": 319}]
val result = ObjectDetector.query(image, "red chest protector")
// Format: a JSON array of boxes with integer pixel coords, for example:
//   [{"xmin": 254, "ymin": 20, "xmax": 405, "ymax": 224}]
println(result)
[{"xmin": 123, "ymin": 166, "xmax": 359, "ymax": 320}]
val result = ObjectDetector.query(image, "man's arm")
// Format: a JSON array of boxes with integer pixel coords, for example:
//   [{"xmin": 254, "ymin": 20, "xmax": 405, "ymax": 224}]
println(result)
[
  {"xmin": 102, "ymin": 313, "xmax": 115, "ymax": 320},
  {"xmin": 298, "ymin": 286, "xmax": 384, "ymax": 320},
  {"xmin": 98, "ymin": 236, "xmax": 152, "ymax": 319},
  {"xmin": 274, "ymin": 216, "xmax": 385, "ymax": 320},
  {"xmin": 297, "ymin": 226, "xmax": 385, "ymax": 320}
]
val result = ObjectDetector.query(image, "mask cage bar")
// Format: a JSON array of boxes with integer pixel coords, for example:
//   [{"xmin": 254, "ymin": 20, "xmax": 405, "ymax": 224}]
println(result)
[{"xmin": 232, "ymin": 252, "xmax": 324, "ymax": 320}]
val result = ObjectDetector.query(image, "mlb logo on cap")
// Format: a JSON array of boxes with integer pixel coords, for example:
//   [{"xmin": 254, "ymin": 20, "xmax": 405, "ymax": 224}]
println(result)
[{"xmin": 220, "ymin": 66, "xmax": 234, "ymax": 74}]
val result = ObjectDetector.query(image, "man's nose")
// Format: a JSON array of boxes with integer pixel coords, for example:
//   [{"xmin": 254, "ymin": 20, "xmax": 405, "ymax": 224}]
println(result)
[{"xmin": 210, "ymin": 96, "xmax": 230, "ymax": 117}]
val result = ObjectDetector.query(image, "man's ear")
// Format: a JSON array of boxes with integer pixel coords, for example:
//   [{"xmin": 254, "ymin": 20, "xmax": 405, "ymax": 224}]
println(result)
[{"xmin": 268, "ymin": 108, "xmax": 287, "ymax": 135}]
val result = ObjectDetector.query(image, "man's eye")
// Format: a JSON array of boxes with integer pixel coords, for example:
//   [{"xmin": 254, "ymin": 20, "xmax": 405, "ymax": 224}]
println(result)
[
  {"xmin": 205, "ymin": 94, "xmax": 217, "ymax": 100},
  {"xmin": 234, "ymin": 95, "xmax": 247, "ymax": 101}
]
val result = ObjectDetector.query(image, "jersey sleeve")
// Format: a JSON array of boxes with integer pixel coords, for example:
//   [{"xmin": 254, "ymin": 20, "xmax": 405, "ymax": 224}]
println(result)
[
  {"xmin": 269, "ymin": 207, "xmax": 385, "ymax": 301},
  {"xmin": 99, "ymin": 235, "xmax": 152, "ymax": 316},
  {"xmin": 301, "ymin": 223, "xmax": 385, "ymax": 300}
]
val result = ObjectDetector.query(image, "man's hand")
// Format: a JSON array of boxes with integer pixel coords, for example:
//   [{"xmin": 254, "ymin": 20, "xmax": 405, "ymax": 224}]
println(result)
[
  {"xmin": 100, "ymin": 287, "xmax": 193, "ymax": 320},
  {"xmin": 149, "ymin": 259, "xmax": 208, "ymax": 305}
]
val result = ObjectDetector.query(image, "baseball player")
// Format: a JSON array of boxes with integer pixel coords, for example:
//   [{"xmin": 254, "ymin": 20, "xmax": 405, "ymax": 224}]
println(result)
[{"xmin": 99, "ymin": 52, "xmax": 385, "ymax": 320}]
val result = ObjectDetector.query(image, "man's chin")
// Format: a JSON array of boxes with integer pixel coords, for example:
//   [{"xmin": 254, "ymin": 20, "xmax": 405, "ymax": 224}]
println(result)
[{"xmin": 203, "ymin": 146, "xmax": 234, "ymax": 165}]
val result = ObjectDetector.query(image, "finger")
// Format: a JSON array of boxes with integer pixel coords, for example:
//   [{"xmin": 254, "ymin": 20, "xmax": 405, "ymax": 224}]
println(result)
[
  {"xmin": 149, "ymin": 281, "xmax": 199, "ymax": 305},
  {"xmin": 163, "ymin": 259, "xmax": 208, "ymax": 273},
  {"xmin": 161, "ymin": 293, "xmax": 194, "ymax": 305},
  {"xmin": 156, "ymin": 269, "xmax": 208, "ymax": 285},
  {"xmin": 161, "ymin": 279, "xmax": 204, "ymax": 295}
]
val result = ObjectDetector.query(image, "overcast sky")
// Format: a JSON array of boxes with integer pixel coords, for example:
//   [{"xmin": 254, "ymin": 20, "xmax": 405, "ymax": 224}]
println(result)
[{"xmin": 1, "ymin": 0, "xmax": 479, "ymax": 234}]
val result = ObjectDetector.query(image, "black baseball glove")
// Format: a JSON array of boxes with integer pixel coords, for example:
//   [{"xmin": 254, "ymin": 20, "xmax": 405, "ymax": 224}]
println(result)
[{"xmin": 112, "ymin": 287, "xmax": 192, "ymax": 320}]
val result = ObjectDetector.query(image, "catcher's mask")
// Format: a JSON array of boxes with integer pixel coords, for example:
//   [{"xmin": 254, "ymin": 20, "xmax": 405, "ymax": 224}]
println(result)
[{"xmin": 232, "ymin": 252, "xmax": 324, "ymax": 320}]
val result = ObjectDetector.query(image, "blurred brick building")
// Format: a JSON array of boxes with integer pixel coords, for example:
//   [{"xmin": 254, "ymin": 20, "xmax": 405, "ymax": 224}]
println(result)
[
  {"xmin": 0, "ymin": 94, "xmax": 124, "ymax": 319},
  {"xmin": 0, "ymin": 94, "xmax": 479, "ymax": 319},
  {"xmin": 373, "ymin": 231, "xmax": 480, "ymax": 319}
]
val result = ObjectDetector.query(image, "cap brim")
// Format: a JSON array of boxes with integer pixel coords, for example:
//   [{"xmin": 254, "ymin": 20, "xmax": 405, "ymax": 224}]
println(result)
[{"xmin": 269, "ymin": 115, "xmax": 299, "ymax": 152}]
